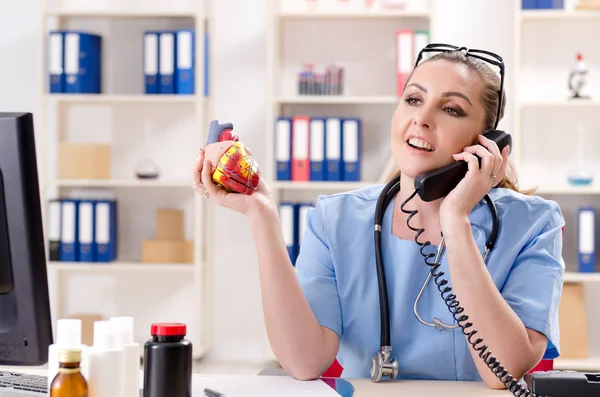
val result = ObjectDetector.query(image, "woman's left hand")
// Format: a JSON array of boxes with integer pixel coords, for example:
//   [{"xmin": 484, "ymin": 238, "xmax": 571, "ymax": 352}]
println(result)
[{"xmin": 440, "ymin": 134, "xmax": 510, "ymax": 224}]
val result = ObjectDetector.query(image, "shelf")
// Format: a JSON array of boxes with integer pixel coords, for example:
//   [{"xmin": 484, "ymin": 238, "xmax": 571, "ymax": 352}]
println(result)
[
  {"xmin": 44, "ymin": 9, "xmax": 199, "ymax": 18},
  {"xmin": 277, "ymin": 10, "xmax": 430, "ymax": 19},
  {"xmin": 534, "ymin": 183, "xmax": 600, "ymax": 195},
  {"xmin": 554, "ymin": 356, "xmax": 600, "ymax": 371},
  {"xmin": 48, "ymin": 179, "xmax": 193, "ymax": 188},
  {"xmin": 49, "ymin": 261, "xmax": 195, "ymax": 273},
  {"xmin": 519, "ymin": 99, "xmax": 600, "ymax": 109},
  {"xmin": 520, "ymin": 9, "xmax": 600, "ymax": 20},
  {"xmin": 276, "ymin": 95, "xmax": 398, "ymax": 105},
  {"xmin": 564, "ymin": 272, "xmax": 600, "ymax": 283},
  {"xmin": 45, "ymin": 94, "xmax": 200, "ymax": 104},
  {"xmin": 273, "ymin": 181, "xmax": 378, "ymax": 191}
]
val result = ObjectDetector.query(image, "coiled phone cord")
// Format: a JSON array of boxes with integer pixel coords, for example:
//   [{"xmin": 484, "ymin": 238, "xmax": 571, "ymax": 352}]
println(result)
[{"xmin": 400, "ymin": 189, "xmax": 535, "ymax": 397}]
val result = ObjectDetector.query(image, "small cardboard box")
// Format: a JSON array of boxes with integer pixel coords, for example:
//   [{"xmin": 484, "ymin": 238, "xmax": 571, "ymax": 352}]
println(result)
[
  {"xmin": 156, "ymin": 209, "xmax": 184, "ymax": 240},
  {"xmin": 558, "ymin": 283, "xmax": 589, "ymax": 359},
  {"xmin": 59, "ymin": 142, "xmax": 111, "ymax": 179},
  {"xmin": 141, "ymin": 239, "xmax": 194, "ymax": 263},
  {"xmin": 68, "ymin": 313, "xmax": 103, "ymax": 346}
]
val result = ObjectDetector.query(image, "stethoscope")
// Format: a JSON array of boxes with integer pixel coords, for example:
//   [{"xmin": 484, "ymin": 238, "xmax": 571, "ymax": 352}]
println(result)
[{"xmin": 369, "ymin": 173, "xmax": 499, "ymax": 382}]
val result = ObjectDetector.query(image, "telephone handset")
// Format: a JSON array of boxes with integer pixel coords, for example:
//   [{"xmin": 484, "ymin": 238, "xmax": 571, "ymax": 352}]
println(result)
[{"xmin": 413, "ymin": 130, "xmax": 512, "ymax": 202}]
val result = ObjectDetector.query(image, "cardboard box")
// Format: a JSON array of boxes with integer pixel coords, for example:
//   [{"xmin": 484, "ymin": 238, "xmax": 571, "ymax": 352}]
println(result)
[
  {"xmin": 69, "ymin": 313, "xmax": 103, "ymax": 346},
  {"xmin": 558, "ymin": 283, "xmax": 589, "ymax": 359},
  {"xmin": 141, "ymin": 239, "xmax": 194, "ymax": 263},
  {"xmin": 156, "ymin": 209, "xmax": 184, "ymax": 240},
  {"xmin": 59, "ymin": 142, "xmax": 111, "ymax": 179}
]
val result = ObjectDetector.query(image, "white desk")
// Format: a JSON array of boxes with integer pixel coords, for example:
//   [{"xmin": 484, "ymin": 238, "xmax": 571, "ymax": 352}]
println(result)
[
  {"xmin": 0, "ymin": 366, "xmax": 516, "ymax": 396},
  {"xmin": 348, "ymin": 378, "xmax": 514, "ymax": 396}
]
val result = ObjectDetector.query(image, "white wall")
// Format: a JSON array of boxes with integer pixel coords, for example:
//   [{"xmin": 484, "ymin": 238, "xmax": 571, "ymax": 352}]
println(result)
[{"xmin": 0, "ymin": 0, "xmax": 517, "ymax": 363}]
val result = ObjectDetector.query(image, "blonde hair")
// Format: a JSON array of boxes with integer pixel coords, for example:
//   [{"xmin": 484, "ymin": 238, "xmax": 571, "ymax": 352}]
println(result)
[{"xmin": 386, "ymin": 50, "xmax": 534, "ymax": 195}]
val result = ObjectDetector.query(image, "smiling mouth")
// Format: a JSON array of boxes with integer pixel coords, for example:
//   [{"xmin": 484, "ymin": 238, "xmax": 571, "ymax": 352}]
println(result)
[{"xmin": 407, "ymin": 137, "xmax": 435, "ymax": 152}]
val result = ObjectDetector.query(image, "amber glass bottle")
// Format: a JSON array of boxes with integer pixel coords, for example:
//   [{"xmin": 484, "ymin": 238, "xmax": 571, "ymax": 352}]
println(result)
[{"xmin": 50, "ymin": 348, "xmax": 88, "ymax": 397}]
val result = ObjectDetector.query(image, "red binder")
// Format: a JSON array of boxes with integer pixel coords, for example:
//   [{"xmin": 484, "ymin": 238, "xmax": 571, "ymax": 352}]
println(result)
[
  {"xmin": 291, "ymin": 116, "xmax": 310, "ymax": 181},
  {"xmin": 396, "ymin": 29, "xmax": 414, "ymax": 96}
]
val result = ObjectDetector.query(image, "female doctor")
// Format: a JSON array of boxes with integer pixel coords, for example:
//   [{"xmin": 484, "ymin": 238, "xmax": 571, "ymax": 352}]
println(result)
[{"xmin": 193, "ymin": 46, "xmax": 565, "ymax": 391}]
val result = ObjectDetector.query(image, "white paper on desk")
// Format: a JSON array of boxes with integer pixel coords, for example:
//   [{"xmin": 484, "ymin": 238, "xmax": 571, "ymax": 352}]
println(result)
[{"xmin": 192, "ymin": 374, "xmax": 342, "ymax": 397}]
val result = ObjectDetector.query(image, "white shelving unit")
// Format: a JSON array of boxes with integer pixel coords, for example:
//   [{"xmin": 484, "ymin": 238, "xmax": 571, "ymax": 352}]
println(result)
[
  {"xmin": 39, "ymin": 0, "xmax": 212, "ymax": 358},
  {"xmin": 264, "ymin": 0, "xmax": 435, "ymax": 362},
  {"xmin": 514, "ymin": 0, "xmax": 600, "ymax": 371}
]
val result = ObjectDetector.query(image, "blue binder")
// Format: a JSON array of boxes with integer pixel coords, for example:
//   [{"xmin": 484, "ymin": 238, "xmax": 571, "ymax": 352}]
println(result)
[
  {"xmin": 310, "ymin": 118, "xmax": 326, "ymax": 181},
  {"xmin": 522, "ymin": 0, "xmax": 537, "ymax": 9},
  {"xmin": 77, "ymin": 200, "xmax": 96, "ymax": 262},
  {"xmin": 48, "ymin": 31, "xmax": 65, "ymax": 93},
  {"xmin": 59, "ymin": 199, "xmax": 79, "ymax": 262},
  {"xmin": 538, "ymin": 0, "xmax": 552, "ymax": 8},
  {"xmin": 64, "ymin": 31, "xmax": 102, "ymax": 94},
  {"xmin": 144, "ymin": 31, "xmax": 160, "ymax": 94},
  {"xmin": 279, "ymin": 202, "xmax": 298, "ymax": 265},
  {"xmin": 159, "ymin": 31, "xmax": 177, "ymax": 94},
  {"xmin": 176, "ymin": 29, "xmax": 195, "ymax": 95},
  {"xmin": 204, "ymin": 32, "xmax": 209, "ymax": 97},
  {"xmin": 342, "ymin": 118, "xmax": 361, "ymax": 181},
  {"xmin": 578, "ymin": 207, "xmax": 596, "ymax": 273},
  {"xmin": 95, "ymin": 199, "xmax": 117, "ymax": 262},
  {"xmin": 325, "ymin": 118, "xmax": 342, "ymax": 181},
  {"xmin": 275, "ymin": 117, "xmax": 292, "ymax": 181}
]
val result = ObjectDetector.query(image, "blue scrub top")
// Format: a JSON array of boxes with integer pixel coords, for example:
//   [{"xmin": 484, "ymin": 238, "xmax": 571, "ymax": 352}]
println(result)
[{"xmin": 295, "ymin": 185, "xmax": 565, "ymax": 381}]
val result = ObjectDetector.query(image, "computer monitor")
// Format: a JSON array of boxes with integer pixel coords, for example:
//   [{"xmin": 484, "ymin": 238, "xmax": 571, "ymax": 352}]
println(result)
[{"xmin": 0, "ymin": 112, "xmax": 53, "ymax": 365}]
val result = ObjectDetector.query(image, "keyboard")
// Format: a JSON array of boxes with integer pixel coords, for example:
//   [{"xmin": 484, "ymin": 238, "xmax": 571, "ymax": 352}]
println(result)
[{"xmin": 0, "ymin": 371, "xmax": 47, "ymax": 394}]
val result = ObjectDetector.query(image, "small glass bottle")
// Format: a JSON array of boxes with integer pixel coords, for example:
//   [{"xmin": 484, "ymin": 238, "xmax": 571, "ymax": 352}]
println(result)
[{"xmin": 50, "ymin": 348, "xmax": 88, "ymax": 397}]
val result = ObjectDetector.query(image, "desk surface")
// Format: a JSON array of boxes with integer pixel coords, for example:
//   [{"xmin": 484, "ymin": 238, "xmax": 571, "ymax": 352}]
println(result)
[
  {"xmin": 348, "ymin": 378, "xmax": 513, "ymax": 396},
  {"xmin": 0, "ymin": 366, "xmax": 516, "ymax": 396}
]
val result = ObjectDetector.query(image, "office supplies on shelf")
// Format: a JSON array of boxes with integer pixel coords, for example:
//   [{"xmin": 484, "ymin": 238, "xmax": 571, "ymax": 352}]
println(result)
[
  {"xmin": 310, "ymin": 118, "xmax": 326, "ymax": 181},
  {"xmin": 275, "ymin": 118, "xmax": 292, "ymax": 181},
  {"xmin": 64, "ymin": 31, "xmax": 102, "ymax": 94},
  {"xmin": 297, "ymin": 63, "xmax": 344, "ymax": 96},
  {"xmin": 568, "ymin": 53, "xmax": 590, "ymax": 99},
  {"xmin": 577, "ymin": 207, "xmax": 596, "ymax": 273},
  {"xmin": 567, "ymin": 124, "xmax": 593, "ymax": 186},
  {"xmin": 522, "ymin": 0, "xmax": 565, "ymax": 8},
  {"xmin": 279, "ymin": 202, "xmax": 298, "ymax": 264},
  {"xmin": 48, "ymin": 31, "xmax": 65, "ymax": 93},
  {"xmin": 145, "ymin": 29, "xmax": 203, "ymax": 95},
  {"xmin": 176, "ymin": 29, "xmax": 195, "ymax": 95},
  {"xmin": 395, "ymin": 29, "xmax": 429, "ymax": 95},
  {"xmin": 59, "ymin": 142, "xmax": 111, "ymax": 179},
  {"xmin": 326, "ymin": 117, "xmax": 343, "ymax": 181},
  {"xmin": 274, "ymin": 115, "xmax": 363, "ymax": 182},
  {"xmin": 142, "ymin": 209, "xmax": 193, "ymax": 264},
  {"xmin": 342, "ymin": 118, "xmax": 361, "ymax": 182},
  {"xmin": 558, "ymin": 283, "xmax": 589, "ymax": 359},
  {"xmin": 278, "ymin": 202, "xmax": 314, "ymax": 266},
  {"xmin": 159, "ymin": 31, "xmax": 177, "ymax": 94},
  {"xmin": 143, "ymin": 323, "xmax": 192, "ymax": 397},
  {"xmin": 576, "ymin": 0, "xmax": 600, "ymax": 9},
  {"xmin": 292, "ymin": 116, "xmax": 310, "ymax": 181},
  {"xmin": 143, "ymin": 31, "xmax": 160, "ymax": 94}
]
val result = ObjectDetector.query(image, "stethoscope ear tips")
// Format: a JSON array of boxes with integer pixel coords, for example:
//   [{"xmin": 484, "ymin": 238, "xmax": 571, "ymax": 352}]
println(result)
[{"xmin": 370, "ymin": 350, "xmax": 399, "ymax": 383}]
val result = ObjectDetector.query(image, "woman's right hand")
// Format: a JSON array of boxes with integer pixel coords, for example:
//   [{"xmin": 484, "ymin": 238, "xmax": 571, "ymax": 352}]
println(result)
[{"xmin": 193, "ymin": 147, "xmax": 277, "ymax": 221}]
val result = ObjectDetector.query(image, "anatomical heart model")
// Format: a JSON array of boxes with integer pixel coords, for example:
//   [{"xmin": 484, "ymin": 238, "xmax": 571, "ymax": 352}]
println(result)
[{"xmin": 203, "ymin": 120, "xmax": 260, "ymax": 195}]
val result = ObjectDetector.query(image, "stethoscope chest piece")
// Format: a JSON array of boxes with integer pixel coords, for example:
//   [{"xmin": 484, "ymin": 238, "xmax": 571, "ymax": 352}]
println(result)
[{"xmin": 369, "ymin": 347, "xmax": 399, "ymax": 382}]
